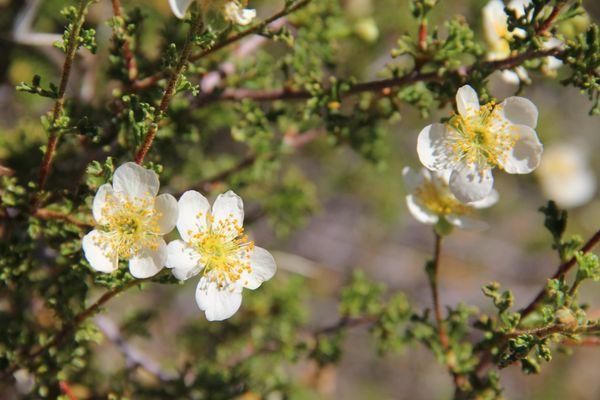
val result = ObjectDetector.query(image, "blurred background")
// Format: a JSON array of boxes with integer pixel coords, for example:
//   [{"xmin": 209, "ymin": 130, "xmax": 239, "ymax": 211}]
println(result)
[{"xmin": 1, "ymin": 0, "xmax": 599, "ymax": 399}]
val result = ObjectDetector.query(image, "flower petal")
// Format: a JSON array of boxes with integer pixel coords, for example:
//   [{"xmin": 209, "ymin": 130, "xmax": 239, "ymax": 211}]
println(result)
[
  {"xmin": 499, "ymin": 96, "xmax": 538, "ymax": 128},
  {"xmin": 177, "ymin": 190, "xmax": 210, "ymax": 241},
  {"xmin": 416, "ymin": 123, "xmax": 454, "ymax": 171},
  {"xmin": 113, "ymin": 162, "xmax": 159, "ymax": 199},
  {"xmin": 92, "ymin": 184, "xmax": 114, "ymax": 224},
  {"xmin": 406, "ymin": 194, "xmax": 439, "ymax": 225},
  {"xmin": 449, "ymin": 164, "xmax": 494, "ymax": 203},
  {"xmin": 211, "ymin": 190, "xmax": 244, "ymax": 229},
  {"xmin": 498, "ymin": 69, "xmax": 521, "ymax": 85},
  {"xmin": 169, "ymin": 0, "xmax": 193, "ymax": 19},
  {"xmin": 482, "ymin": 0, "xmax": 507, "ymax": 46},
  {"xmin": 402, "ymin": 166, "xmax": 424, "ymax": 192},
  {"xmin": 155, "ymin": 193, "xmax": 178, "ymax": 234},
  {"xmin": 244, "ymin": 246, "xmax": 277, "ymax": 290},
  {"xmin": 195, "ymin": 278, "xmax": 243, "ymax": 321},
  {"xmin": 128, "ymin": 239, "xmax": 167, "ymax": 278},
  {"xmin": 456, "ymin": 85, "xmax": 480, "ymax": 118},
  {"xmin": 166, "ymin": 239, "xmax": 203, "ymax": 280},
  {"xmin": 468, "ymin": 189, "xmax": 499, "ymax": 209},
  {"xmin": 500, "ymin": 125, "xmax": 543, "ymax": 174},
  {"xmin": 82, "ymin": 230, "xmax": 118, "ymax": 273}
]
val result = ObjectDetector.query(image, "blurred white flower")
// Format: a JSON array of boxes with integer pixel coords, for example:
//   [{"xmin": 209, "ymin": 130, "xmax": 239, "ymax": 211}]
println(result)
[
  {"xmin": 166, "ymin": 190, "xmax": 276, "ymax": 321},
  {"xmin": 223, "ymin": 1, "xmax": 256, "ymax": 25},
  {"xmin": 537, "ymin": 143, "xmax": 597, "ymax": 208},
  {"xmin": 169, "ymin": 0, "xmax": 255, "ymax": 25},
  {"xmin": 14, "ymin": 369, "xmax": 34, "ymax": 394},
  {"xmin": 82, "ymin": 163, "xmax": 178, "ymax": 278},
  {"xmin": 482, "ymin": 0, "xmax": 562, "ymax": 84},
  {"xmin": 417, "ymin": 85, "xmax": 543, "ymax": 202},
  {"xmin": 403, "ymin": 167, "xmax": 498, "ymax": 229}
]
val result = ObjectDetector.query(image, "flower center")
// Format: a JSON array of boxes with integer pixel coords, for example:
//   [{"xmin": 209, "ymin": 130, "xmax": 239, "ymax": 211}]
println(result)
[
  {"xmin": 446, "ymin": 102, "xmax": 517, "ymax": 170},
  {"xmin": 415, "ymin": 178, "xmax": 472, "ymax": 216},
  {"xmin": 95, "ymin": 194, "xmax": 161, "ymax": 259},
  {"xmin": 191, "ymin": 215, "xmax": 254, "ymax": 287}
]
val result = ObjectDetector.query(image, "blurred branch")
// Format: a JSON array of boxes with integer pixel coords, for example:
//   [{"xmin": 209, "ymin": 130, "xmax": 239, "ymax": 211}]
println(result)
[
  {"xmin": 189, "ymin": 0, "xmax": 312, "ymax": 62},
  {"xmin": 1, "ymin": 275, "xmax": 162, "ymax": 380},
  {"xmin": 183, "ymin": 128, "xmax": 323, "ymax": 194},
  {"xmin": 193, "ymin": 48, "xmax": 564, "ymax": 105},
  {"xmin": 13, "ymin": 0, "xmax": 62, "ymax": 47},
  {"xmin": 429, "ymin": 232, "xmax": 449, "ymax": 349},
  {"xmin": 94, "ymin": 316, "xmax": 177, "ymax": 381},
  {"xmin": 110, "ymin": 0, "xmax": 138, "ymax": 83},
  {"xmin": 33, "ymin": 208, "xmax": 92, "ymax": 227}
]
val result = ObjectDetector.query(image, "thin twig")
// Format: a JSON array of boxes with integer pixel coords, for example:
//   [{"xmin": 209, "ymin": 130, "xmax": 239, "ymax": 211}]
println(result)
[
  {"xmin": 189, "ymin": 0, "xmax": 312, "ymax": 62},
  {"xmin": 429, "ymin": 232, "xmax": 449, "ymax": 349},
  {"xmin": 37, "ymin": 0, "xmax": 89, "ymax": 192},
  {"xmin": 110, "ymin": 0, "xmax": 138, "ymax": 82},
  {"xmin": 535, "ymin": 1, "xmax": 565, "ymax": 35},
  {"xmin": 59, "ymin": 381, "xmax": 79, "ymax": 400},
  {"xmin": 34, "ymin": 208, "xmax": 92, "ymax": 227},
  {"xmin": 519, "ymin": 228, "xmax": 600, "ymax": 319},
  {"xmin": 134, "ymin": 11, "xmax": 204, "ymax": 164},
  {"xmin": 194, "ymin": 48, "xmax": 564, "ymax": 105}
]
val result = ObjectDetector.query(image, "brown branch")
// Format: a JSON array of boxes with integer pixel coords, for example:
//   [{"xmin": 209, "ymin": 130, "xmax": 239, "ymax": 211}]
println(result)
[
  {"xmin": 189, "ymin": 0, "xmax": 312, "ymax": 63},
  {"xmin": 562, "ymin": 337, "xmax": 600, "ymax": 347},
  {"xmin": 133, "ymin": 12, "xmax": 204, "ymax": 164},
  {"xmin": 34, "ymin": 208, "xmax": 92, "ymax": 227},
  {"xmin": 429, "ymin": 232, "xmax": 449, "ymax": 349},
  {"xmin": 519, "ymin": 228, "xmax": 600, "ymax": 319},
  {"xmin": 37, "ymin": 0, "xmax": 90, "ymax": 192},
  {"xmin": 110, "ymin": 0, "xmax": 138, "ymax": 83},
  {"xmin": 504, "ymin": 323, "xmax": 600, "ymax": 339},
  {"xmin": 535, "ymin": 1, "xmax": 565, "ymax": 35},
  {"xmin": 1, "ymin": 277, "xmax": 151, "ymax": 379},
  {"xmin": 194, "ymin": 48, "xmax": 564, "ymax": 105}
]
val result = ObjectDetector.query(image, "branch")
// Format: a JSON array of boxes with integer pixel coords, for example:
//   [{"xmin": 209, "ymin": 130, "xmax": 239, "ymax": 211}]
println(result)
[
  {"xmin": 189, "ymin": 0, "xmax": 312, "ymax": 62},
  {"xmin": 33, "ymin": 208, "xmax": 92, "ymax": 227},
  {"xmin": 134, "ymin": 11, "xmax": 204, "ymax": 164},
  {"xmin": 505, "ymin": 322, "xmax": 600, "ymax": 339},
  {"xmin": 194, "ymin": 48, "xmax": 564, "ymax": 105},
  {"xmin": 429, "ymin": 232, "xmax": 449, "ymax": 349},
  {"xmin": 535, "ymin": 1, "xmax": 565, "ymax": 35},
  {"xmin": 1, "ymin": 277, "xmax": 154, "ymax": 379},
  {"xmin": 95, "ymin": 316, "xmax": 177, "ymax": 381},
  {"xmin": 519, "ymin": 228, "xmax": 600, "ymax": 319},
  {"xmin": 37, "ymin": 0, "xmax": 90, "ymax": 193},
  {"xmin": 110, "ymin": 0, "xmax": 138, "ymax": 83}
]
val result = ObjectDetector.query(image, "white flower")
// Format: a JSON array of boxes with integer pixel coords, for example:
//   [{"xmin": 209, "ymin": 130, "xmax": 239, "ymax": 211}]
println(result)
[
  {"xmin": 169, "ymin": 0, "xmax": 194, "ymax": 19},
  {"xmin": 482, "ymin": 0, "xmax": 561, "ymax": 84},
  {"xmin": 417, "ymin": 85, "xmax": 543, "ymax": 203},
  {"xmin": 82, "ymin": 163, "xmax": 178, "ymax": 279},
  {"xmin": 169, "ymin": 0, "xmax": 256, "ymax": 25},
  {"xmin": 403, "ymin": 167, "xmax": 498, "ymax": 229},
  {"xmin": 166, "ymin": 190, "xmax": 276, "ymax": 321},
  {"xmin": 537, "ymin": 143, "xmax": 597, "ymax": 208},
  {"xmin": 222, "ymin": 1, "xmax": 256, "ymax": 26}
]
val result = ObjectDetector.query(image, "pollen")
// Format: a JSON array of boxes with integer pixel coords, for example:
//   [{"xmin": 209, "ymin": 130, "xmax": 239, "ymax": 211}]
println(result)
[
  {"xmin": 94, "ymin": 193, "xmax": 162, "ymax": 260},
  {"xmin": 446, "ymin": 102, "xmax": 518, "ymax": 170},
  {"xmin": 189, "ymin": 215, "xmax": 254, "ymax": 288}
]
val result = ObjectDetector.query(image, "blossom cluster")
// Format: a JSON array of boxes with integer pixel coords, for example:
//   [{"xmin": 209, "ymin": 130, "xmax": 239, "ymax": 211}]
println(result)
[{"xmin": 83, "ymin": 163, "xmax": 276, "ymax": 321}]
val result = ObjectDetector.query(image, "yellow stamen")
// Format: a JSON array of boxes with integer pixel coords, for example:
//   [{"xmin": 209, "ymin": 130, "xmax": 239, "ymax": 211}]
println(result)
[
  {"xmin": 415, "ymin": 175, "xmax": 472, "ymax": 216},
  {"xmin": 445, "ymin": 102, "xmax": 518, "ymax": 170},
  {"xmin": 94, "ymin": 193, "xmax": 162, "ymax": 260},
  {"xmin": 189, "ymin": 214, "xmax": 253, "ymax": 288}
]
